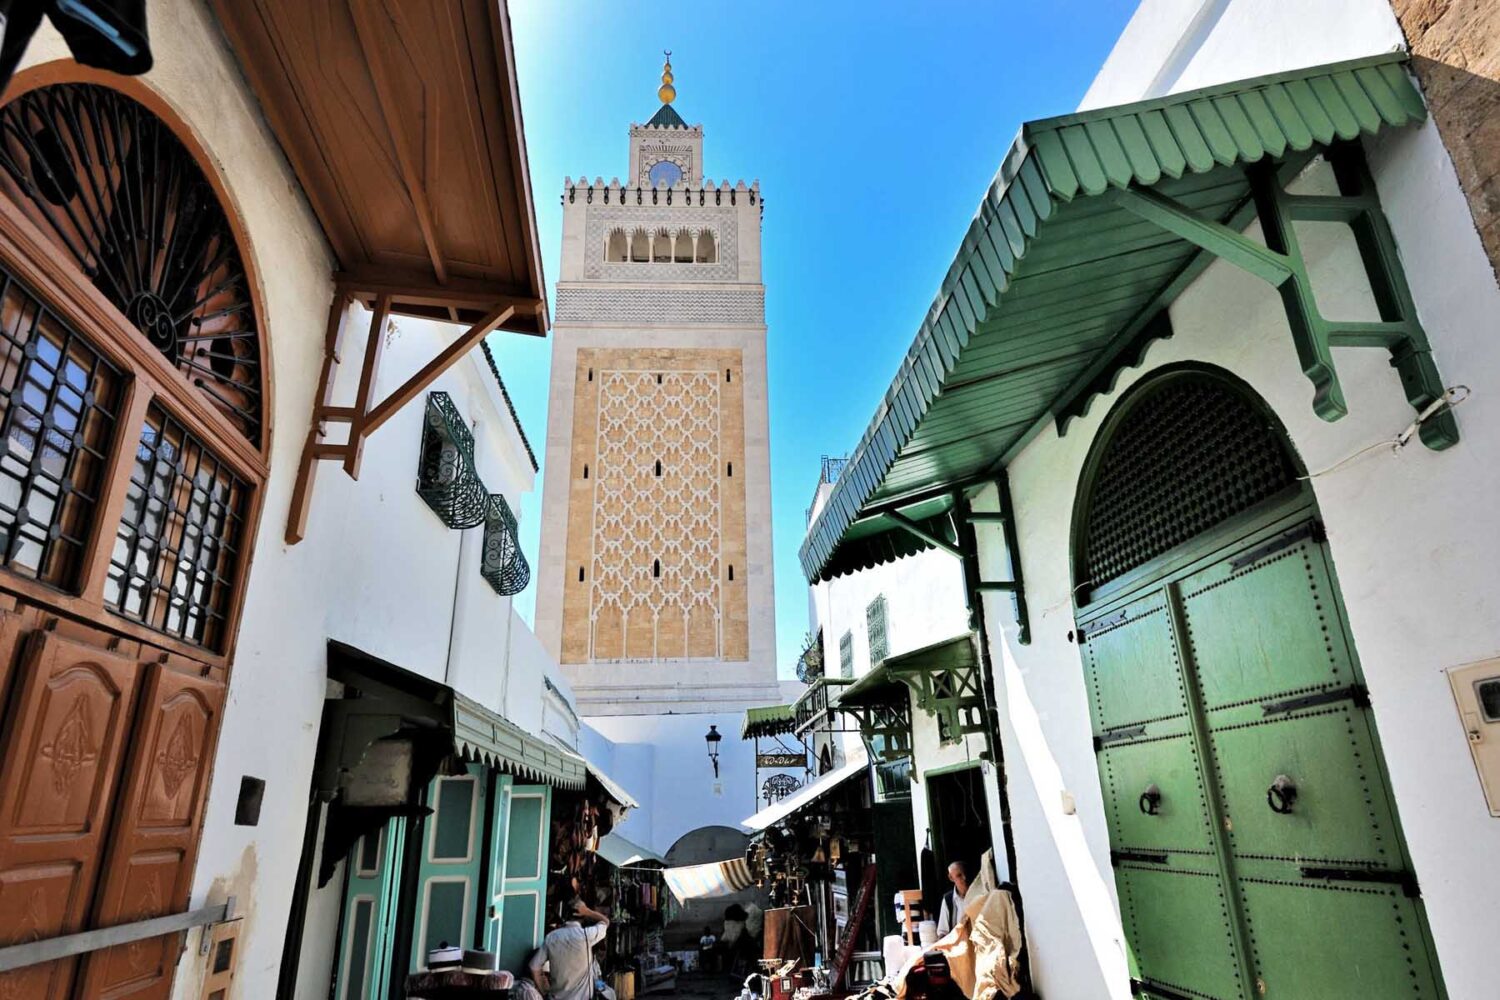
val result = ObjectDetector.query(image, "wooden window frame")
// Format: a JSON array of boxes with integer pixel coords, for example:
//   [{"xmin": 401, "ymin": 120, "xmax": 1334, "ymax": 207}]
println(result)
[{"xmin": 0, "ymin": 63, "xmax": 273, "ymax": 672}]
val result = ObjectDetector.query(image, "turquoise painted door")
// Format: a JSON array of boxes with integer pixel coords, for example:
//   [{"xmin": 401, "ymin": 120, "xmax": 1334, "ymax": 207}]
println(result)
[
  {"xmin": 495, "ymin": 784, "xmax": 551, "ymax": 973},
  {"xmin": 334, "ymin": 817, "xmax": 405, "ymax": 1000},
  {"xmin": 482, "ymin": 774, "xmax": 515, "ymax": 954},
  {"xmin": 1080, "ymin": 513, "xmax": 1445, "ymax": 999},
  {"xmin": 409, "ymin": 765, "xmax": 488, "ymax": 972}
]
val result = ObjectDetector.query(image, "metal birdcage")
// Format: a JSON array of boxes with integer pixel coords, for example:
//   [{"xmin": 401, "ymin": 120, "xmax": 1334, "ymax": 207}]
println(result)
[
  {"xmin": 480, "ymin": 493, "xmax": 530, "ymax": 596},
  {"xmin": 416, "ymin": 392, "xmax": 489, "ymax": 529}
]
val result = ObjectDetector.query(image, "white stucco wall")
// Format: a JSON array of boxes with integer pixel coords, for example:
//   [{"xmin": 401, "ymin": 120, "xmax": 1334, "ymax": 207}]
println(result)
[
  {"xmin": 12, "ymin": 5, "xmax": 568, "ymax": 998},
  {"xmin": 970, "ymin": 5, "xmax": 1500, "ymax": 997},
  {"xmin": 806, "ymin": 518, "xmax": 1007, "ymax": 883},
  {"xmin": 583, "ymin": 711, "xmax": 762, "ymax": 858}
]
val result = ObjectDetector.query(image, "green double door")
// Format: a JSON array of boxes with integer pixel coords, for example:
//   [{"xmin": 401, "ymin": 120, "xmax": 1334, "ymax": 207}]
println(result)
[
  {"xmin": 333, "ymin": 767, "xmax": 552, "ymax": 999},
  {"xmin": 1079, "ymin": 504, "xmax": 1443, "ymax": 999}
]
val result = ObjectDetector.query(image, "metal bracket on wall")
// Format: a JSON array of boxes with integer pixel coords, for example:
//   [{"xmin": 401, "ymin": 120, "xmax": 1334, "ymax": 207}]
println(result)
[
  {"xmin": 285, "ymin": 287, "xmax": 542, "ymax": 544},
  {"xmin": 1112, "ymin": 140, "xmax": 1458, "ymax": 451}
]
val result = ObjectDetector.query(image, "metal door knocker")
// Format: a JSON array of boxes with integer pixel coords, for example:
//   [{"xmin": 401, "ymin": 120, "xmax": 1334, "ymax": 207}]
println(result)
[
  {"xmin": 1139, "ymin": 784, "xmax": 1162, "ymax": 815},
  {"xmin": 1267, "ymin": 774, "xmax": 1298, "ymax": 814}
]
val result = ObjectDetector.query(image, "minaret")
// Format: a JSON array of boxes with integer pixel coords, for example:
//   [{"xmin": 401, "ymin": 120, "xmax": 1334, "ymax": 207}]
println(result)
[{"xmin": 535, "ymin": 56, "xmax": 780, "ymax": 716}]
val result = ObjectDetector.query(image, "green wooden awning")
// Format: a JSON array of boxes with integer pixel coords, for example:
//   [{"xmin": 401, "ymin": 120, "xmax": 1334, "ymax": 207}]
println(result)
[
  {"xmin": 801, "ymin": 54, "xmax": 1430, "ymax": 583},
  {"xmin": 453, "ymin": 693, "xmax": 586, "ymax": 789},
  {"xmin": 741, "ymin": 703, "xmax": 796, "ymax": 740}
]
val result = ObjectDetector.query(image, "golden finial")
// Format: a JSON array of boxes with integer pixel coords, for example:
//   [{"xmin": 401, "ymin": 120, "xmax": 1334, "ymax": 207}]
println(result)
[{"xmin": 658, "ymin": 50, "xmax": 676, "ymax": 105}]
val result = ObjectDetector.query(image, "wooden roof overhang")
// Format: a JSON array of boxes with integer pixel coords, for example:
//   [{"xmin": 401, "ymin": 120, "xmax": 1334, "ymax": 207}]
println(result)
[
  {"xmin": 209, "ymin": 0, "xmax": 551, "ymax": 542},
  {"xmin": 209, "ymin": 0, "xmax": 547, "ymax": 330},
  {"xmin": 801, "ymin": 55, "xmax": 1455, "ymax": 584}
]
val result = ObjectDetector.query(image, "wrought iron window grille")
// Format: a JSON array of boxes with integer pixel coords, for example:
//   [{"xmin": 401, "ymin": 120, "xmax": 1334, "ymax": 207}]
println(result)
[
  {"xmin": 479, "ymin": 492, "xmax": 530, "ymax": 596},
  {"xmin": 416, "ymin": 391, "xmax": 487, "ymax": 529},
  {"xmin": 866, "ymin": 595, "xmax": 889, "ymax": 665},
  {"xmin": 795, "ymin": 628, "xmax": 824, "ymax": 683},
  {"xmin": 106, "ymin": 401, "xmax": 247, "ymax": 650},
  {"xmin": 0, "ymin": 269, "xmax": 123, "ymax": 589}
]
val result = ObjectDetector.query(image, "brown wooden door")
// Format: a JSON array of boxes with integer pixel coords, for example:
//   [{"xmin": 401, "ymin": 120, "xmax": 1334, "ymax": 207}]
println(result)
[
  {"xmin": 75, "ymin": 664, "xmax": 226, "ymax": 1000},
  {"xmin": 0, "ymin": 632, "xmax": 141, "ymax": 1000}
]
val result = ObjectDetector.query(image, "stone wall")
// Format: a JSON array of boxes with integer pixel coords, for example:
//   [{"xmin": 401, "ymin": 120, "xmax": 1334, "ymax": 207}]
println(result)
[{"xmin": 1390, "ymin": 0, "xmax": 1500, "ymax": 279}]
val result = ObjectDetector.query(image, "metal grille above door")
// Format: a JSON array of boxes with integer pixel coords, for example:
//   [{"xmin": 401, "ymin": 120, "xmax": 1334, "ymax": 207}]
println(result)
[
  {"xmin": 0, "ymin": 83, "xmax": 264, "ymax": 443},
  {"xmin": 1079, "ymin": 371, "xmax": 1297, "ymax": 591}
]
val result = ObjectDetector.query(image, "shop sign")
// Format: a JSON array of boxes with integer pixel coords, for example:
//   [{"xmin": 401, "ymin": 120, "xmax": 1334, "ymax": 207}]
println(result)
[{"xmin": 757, "ymin": 752, "xmax": 805, "ymax": 769}]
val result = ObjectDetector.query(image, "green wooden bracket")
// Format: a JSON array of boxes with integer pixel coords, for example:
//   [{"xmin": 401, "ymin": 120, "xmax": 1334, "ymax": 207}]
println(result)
[
  {"xmin": 960, "ymin": 476, "xmax": 1032, "ymax": 645},
  {"xmin": 882, "ymin": 509, "xmax": 963, "ymax": 559},
  {"xmin": 1115, "ymin": 142, "xmax": 1457, "ymax": 450},
  {"xmin": 836, "ymin": 699, "xmax": 914, "ymax": 760},
  {"xmin": 1114, "ymin": 186, "xmax": 1297, "ymax": 285}
]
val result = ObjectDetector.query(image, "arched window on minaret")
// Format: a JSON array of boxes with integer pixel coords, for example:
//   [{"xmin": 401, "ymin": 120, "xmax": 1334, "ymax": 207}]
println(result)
[
  {"xmin": 606, "ymin": 227, "xmax": 628, "ymax": 262},
  {"xmin": 696, "ymin": 228, "xmax": 717, "ymax": 263},
  {"xmin": 652, "ymin": 227, "xmax": 672, "ymax": 262},
  {"xmin": 673, "ymin": 228, "xmax": 693, "ymax": 263},
  {"xmin": 630, "ymin": 226, "xmax": 650, "ymax": 262}
]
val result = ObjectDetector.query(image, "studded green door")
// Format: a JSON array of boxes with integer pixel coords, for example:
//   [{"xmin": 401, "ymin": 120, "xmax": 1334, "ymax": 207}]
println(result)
[{"xmin": 1074, "ymin": 369, "xmax": 1443, "ymax": 1000}]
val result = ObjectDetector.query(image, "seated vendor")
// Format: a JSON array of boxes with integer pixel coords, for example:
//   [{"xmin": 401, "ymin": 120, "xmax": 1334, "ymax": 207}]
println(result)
[{"xmin": 935, "ymin": 861, "xmax": 972, "ymax": 936}]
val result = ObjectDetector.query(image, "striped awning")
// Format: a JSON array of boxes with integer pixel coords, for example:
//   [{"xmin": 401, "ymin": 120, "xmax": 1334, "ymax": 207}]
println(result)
[
  {"xmin": 742, "ymin": 703, "xmax": 796, "ymax": 739},
  {"xmin": 663, "ymin": 858, "xmax": 757, "ymax": 902}
]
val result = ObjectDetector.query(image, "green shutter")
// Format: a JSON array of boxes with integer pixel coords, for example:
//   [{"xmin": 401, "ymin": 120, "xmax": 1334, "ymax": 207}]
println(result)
[
  {"xmin": 410, "ymin": 765, "xmax": 488, "ymax": 972},
  {"xmin": 495, "ymin": 784, "xmax": 552, "ymax": 973},
  {"xmin": 334, "ymin": 817, "xmax": 406, "ymax": 1000},
  {"xmin": 866, "ymin": 595, "xmax": 889, "ymax": 665}
]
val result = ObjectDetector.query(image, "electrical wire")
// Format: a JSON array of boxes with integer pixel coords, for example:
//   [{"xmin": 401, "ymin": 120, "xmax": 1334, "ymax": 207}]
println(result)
[{"xmin": 1299, "ymin": 384, "xmax": 1470, "ymax": 480}]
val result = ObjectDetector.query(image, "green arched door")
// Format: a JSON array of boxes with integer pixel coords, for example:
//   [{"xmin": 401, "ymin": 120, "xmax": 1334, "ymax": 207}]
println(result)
[{"xmin": 1073, "ymin": 369, "xmax": 1444, "ymax": 1000}]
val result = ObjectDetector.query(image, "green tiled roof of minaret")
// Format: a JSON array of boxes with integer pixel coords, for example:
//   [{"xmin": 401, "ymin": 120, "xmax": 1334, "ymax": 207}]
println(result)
[{"xmin": 647, "ymin": 103, "xmax": 686, "ymax": 127}]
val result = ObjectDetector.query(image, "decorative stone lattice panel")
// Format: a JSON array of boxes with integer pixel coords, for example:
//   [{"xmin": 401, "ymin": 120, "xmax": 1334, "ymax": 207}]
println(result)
[
  {"xmin": 584, "ymin": 205, "xmax": 738, "ymax": 280},
  {"xmin": 589, "ymin": 370, "xmax": 721, "ymax": 659},
  {"xmin": 556, "ymin": 287, "xmax": 764, "ymax": 325},
  {"xmin": 560, "ymin": 348, "xmax": 749, "ymax": 665}
]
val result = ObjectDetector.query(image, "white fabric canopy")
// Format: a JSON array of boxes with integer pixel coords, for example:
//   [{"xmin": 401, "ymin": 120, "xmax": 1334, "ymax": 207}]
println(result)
[
  {"xmin": 596, "ymin": 831, "xmax": 663, "ymax": 867},
  {"xmin": 663, "ymin": 857, "xmax": 757, "ymax": 902},
  {"xmin": 742, "ymin": 744, "xmax": 870, "ymax": 831}
]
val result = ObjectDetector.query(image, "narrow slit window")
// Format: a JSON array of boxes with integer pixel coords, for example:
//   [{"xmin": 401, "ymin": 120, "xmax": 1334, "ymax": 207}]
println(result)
[
  {"xmin": 725, "ymin": 369, "xmax": 732, "ymax": 382},
  {"xmin": 656, "ymin": 373, "xmax": 663, "ymax": 385},
  {"xmin": 727, "ymin": 462, "xmax": 733, "ymax": 477},
  {"xmin": 654, "ymin": 459, "xmax": 662, "ymax": 477},
  {"xmin": 582, "ymin": 464, "xmax": 589, "ymax": 479},
  {"xmin": 587, "ymin": 368, "xmax": 593, "ymax": 382},
  {"xmin": 652, "ymin": 558, "xmax": 661, "ymax": 578},
  {"xmin": 578, "ymin": 566, "xmax": 586, "ymax": 582},
  {"xmin": 728, "ymin": 565, "xmax": 735, "ymax": 581}
]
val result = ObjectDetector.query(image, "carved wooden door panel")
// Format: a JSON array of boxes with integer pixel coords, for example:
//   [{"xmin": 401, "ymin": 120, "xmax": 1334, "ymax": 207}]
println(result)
[
  {"xmin": 0, "ymin": 632, "xmax": 141, "ymax": 1000},
  {"xmin": 75, "ymin": 664, "xmax": 225, "ymax": 1000}
]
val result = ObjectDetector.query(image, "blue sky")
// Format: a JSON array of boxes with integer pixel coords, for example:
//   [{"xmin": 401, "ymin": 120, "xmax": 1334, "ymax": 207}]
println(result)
[{"xmin": 495, "ymin": 1, "xmax": 1138, "ymax": 677}]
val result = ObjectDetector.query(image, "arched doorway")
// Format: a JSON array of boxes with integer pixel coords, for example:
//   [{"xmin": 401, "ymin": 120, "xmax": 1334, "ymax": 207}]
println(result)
[
  {"xmin": 1072, "ymin": 366, "xmax": 1443, "ymax": 999},
  {"xmin": 0, "ymin": 69, "xmax": 267, "ymax": 1000},
  {"xmin": 664, "ymin": 826, "xmax": 761, "ymax": 952}
]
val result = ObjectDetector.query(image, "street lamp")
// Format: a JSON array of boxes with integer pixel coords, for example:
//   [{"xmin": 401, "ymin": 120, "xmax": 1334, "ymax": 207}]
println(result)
[{"xmin": 705, "ymin": 725, "xmax": 722, "ymax": 778}]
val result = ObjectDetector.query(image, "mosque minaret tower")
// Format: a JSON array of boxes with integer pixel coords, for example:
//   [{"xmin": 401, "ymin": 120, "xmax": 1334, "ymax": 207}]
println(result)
[{"xmin": 534, "ymin": 55, "xmax": 780, "ymax": 717}]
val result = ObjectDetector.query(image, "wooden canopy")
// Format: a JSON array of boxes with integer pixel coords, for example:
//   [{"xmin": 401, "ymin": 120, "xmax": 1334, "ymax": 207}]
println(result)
[{"xmin": 210, "ymin": 0, "xmax": 548, "ymax": 332}]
